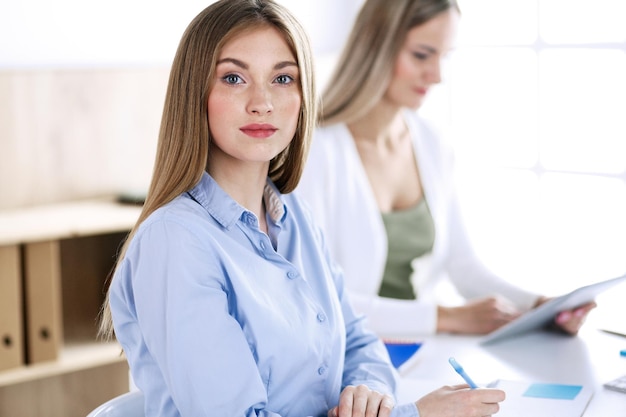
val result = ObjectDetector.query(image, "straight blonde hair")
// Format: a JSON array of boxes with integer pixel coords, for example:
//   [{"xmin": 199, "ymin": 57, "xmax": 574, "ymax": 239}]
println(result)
[
  {"xmin": 99, "ymin": 0, "xmax": 317, "ymax": 340},
  {"xmin": 321, "ymin": 0, "xmax": 459, "ymax": 126}
]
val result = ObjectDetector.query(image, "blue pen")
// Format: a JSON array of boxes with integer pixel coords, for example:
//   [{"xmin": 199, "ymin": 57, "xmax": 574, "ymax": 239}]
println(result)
[
  {"xmin": 620, "ymin": 349, "xmax": 626, "ymax": 357},
  {"xmin": 448, "ymin": 357, "xmax": 479, "ymax": 389}
]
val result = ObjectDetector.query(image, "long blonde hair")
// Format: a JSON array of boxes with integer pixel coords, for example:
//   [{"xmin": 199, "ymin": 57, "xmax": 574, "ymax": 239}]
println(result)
[
  {"xmin": 99, "ymin": 0, "xmax": 317, "ymax": 340},
  {"xmin": 321, "ymin": 0, "xmax": 459, "ymax": 126}
]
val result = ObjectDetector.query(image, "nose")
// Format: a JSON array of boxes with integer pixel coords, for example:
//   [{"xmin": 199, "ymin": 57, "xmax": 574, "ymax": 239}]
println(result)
[
  {"xmin": 247, "ymin": 85, "xmax": 273, "ymax": 115},
  {"xmin": 428, "ymin": 59, "xmax": 443, "ymax": 84}
]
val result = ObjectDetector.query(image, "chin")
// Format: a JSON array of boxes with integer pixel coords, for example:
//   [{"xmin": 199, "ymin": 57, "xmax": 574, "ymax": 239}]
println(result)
[
  {"xmin": 405, "ymin": 101, "xmax": 423, "ymax": 111},
  {"xmin": 402, "ymin": 96, "xmax": 425, "ymax": 110}
]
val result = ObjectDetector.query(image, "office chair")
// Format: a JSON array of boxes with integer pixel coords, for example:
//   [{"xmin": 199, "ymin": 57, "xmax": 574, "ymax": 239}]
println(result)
[{"xmin": 86, "ymin": 390, "xmax": 144, "ymax": 417}]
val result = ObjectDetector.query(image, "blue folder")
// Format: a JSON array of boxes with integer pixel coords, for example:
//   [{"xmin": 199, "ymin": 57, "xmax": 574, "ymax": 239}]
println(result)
[{"xmin": 384, "ymin": 341, "xmax": 422, "ymax": 368}]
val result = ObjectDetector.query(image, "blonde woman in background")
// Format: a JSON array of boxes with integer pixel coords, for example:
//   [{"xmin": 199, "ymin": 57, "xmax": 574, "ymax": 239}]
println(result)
[
  {"xmin": 99, "ymin": 0, "xmax": 506, "ymax": 416},
  {"xmin": 297, "ymin": 0, "xmax": 595, "ymax": 337}
]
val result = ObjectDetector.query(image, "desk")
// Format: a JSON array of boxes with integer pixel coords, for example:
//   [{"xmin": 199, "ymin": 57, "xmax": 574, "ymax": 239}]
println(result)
[{"xmin": 395, "ymin": 327, "xmax": 626, "ymax": 416}]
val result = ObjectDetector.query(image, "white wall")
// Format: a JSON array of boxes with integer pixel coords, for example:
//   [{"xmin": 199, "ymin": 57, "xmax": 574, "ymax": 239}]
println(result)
[
  {"xmin": 0, "ymin": 0, "xmax": 360, "ymax": 210},
  {"xmin": 0, "ymin": 0, "xmax": 361, "ymax": 69},
  {"xmin": 4, "ymin": 0, "xmax": 624, "ymax": 300}
]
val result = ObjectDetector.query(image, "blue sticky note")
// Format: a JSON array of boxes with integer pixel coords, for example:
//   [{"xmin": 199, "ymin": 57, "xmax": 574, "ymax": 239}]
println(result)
[
  {"xmin": 523, "ymin": 383, "xmax": 582, "ymax": 400},
  {"xmin": 383, "ymin": 341, "xmax": 421, "ymax": 368}
]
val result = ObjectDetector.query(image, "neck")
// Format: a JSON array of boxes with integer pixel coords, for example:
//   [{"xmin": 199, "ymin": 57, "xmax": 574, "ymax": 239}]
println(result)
[
  {"xmin": 208, "ymin": 160, "xmax": 268, "ymax": 219},
  {"xmin": 348, "ymin": 102, "xmax": 406, "ymax": 145}
]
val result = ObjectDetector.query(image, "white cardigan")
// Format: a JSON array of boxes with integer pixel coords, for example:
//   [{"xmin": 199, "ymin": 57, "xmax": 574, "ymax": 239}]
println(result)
[{"xmin": 296, "ymin": 109, "xmax": 539, "ymax": 336}]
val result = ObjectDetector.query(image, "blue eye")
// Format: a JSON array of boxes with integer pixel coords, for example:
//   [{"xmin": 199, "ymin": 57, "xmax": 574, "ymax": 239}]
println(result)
[
  {"xmin": 275, "ymin": 74, "xmax": 294, "ymax": 85},
  {"xmin": 223, "ymin": 74, "xmax": 243, "ymax": 84}
]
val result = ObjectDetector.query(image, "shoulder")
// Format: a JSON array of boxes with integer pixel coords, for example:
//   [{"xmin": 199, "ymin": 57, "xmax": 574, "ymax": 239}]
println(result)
[
  {"xmin": 309, "ymin": 123, "xmax": 358, "ymax": 161},
  {"xmin": 309, "ymin": 123, "xmax": 348, "ymax": 152},
  {"xmin": 315, "ymin": 122, "xmax": 349, "ymax": 139},
  {"xmin": 405, "ymin": 110, "xmax": 445, "ymax": 147},
  {"xmin": 132, "ymin": 195, "xmax": 212, "ymax": 248},
  {"xmin": 280, "ymin": 191, "xmax": 326, "ymax": 243},
  {"xmin": 303, "ymin": 123, "xmax": 351, "ymax": 176},
  {"xmin": 405, "ymin": 110, "xmax": 455, "ymax": 165},
  {"xmin": 282, "ymin": 190, "xmax": 315, "ymax": 221}
]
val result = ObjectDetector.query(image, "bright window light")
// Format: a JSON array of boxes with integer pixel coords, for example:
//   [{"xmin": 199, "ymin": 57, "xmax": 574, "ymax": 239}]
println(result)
[
  {"xmin": 449, "ymin": 47, "xmax": 538, "ymax": 168},
  {"xmin": 536, "ymin": 174, "xmax": 626, "ymax": 289},
  {"xmin": 446, "ymin": 1, "xmax": 626, "ymax": 292},
  {"xmin": 457, "ymin": 0, "xmax": 538, "ymax": 45},
  {"xmin": 539, "ymin": 49, "xmax": 626, "ymax": 174},
  {"xmin": 540, "ymin": 0, "xmax": 626, "ymax": 44}
]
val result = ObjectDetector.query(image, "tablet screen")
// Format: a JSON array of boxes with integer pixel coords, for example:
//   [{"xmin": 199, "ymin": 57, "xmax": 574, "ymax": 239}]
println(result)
[{"xmin": 480, "ymin": 274, "xmax": 626, "ymax": 345}]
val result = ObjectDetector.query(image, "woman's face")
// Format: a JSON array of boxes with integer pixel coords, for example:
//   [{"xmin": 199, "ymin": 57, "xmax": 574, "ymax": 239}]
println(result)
[
  {"xmin": 385, "ymin": 9, "xmax": 459, "ymax": 110},
  {"xmin": 208, "ymin": 26, "xmax": 301, "ymax": 170}
]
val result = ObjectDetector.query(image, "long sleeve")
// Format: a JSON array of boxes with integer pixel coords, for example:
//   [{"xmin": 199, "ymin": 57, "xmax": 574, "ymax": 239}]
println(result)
[
  {"xmin": 110, "ymin": 216, "xmax": 286, "ymax": 416},
  {"xmin": 110, "ymin": 173, "xmax": 416, "ymax": 416},
  {"xmin": 297, "ymin": 122, "xmax": 440, "ymax": 336},
  {"xmin": 316, "ymin": 217, "xmax": 419, "ymax": 417},
  {"xmin": 297, "ymin": 111, "xmax": 540, "ymax": 340},
  {"xmin": 442, "ymin": 182, "xmax": 540, "ymax": 310},
  {"xmin": 413, "ymin": 115, "xmax": 540, "ymax": 311}
]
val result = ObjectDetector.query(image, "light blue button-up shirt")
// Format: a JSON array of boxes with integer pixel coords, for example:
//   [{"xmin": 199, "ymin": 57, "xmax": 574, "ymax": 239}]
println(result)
[{"xmin": 110, "ymin": 172, "xmax": 419, "ymax": 417}]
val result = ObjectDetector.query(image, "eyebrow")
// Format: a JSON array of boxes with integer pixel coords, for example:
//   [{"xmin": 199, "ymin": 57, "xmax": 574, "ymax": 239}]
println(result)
[
  {"xmin": 415, "ymin": 44, "xmax": 438, "ymax": 54},
  {"xmin": 216, "ymin": 57, "xmax": 298, "ymax": 70}
]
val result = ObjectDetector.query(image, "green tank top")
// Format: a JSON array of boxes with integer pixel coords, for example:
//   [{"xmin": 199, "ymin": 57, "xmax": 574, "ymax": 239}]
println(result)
[{"xmin": 378, "ymin": 198, "xmax": 436, "ymax": 300}]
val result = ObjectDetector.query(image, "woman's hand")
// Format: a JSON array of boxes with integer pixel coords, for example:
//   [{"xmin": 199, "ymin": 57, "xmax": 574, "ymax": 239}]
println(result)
[
  {"xmin": 534, "ymin": 296, "xmax": 597, "ymax": 335},
  {"xmin": 416, "ymin": 384, "xmax": 505, "ymax": 417},
  {"xmin": 328, "ymin": 384, "xmax": 395, "ymax": 417},
  {"xmin": 437, "ymin": 296, "xmax": 522, "ymax": 334}
]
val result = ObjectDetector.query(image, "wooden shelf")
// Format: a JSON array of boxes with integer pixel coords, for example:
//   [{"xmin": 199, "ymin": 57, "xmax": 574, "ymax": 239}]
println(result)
[
  {"xmin": 0, "ymin": 198, "xmax": 141, "ymax": 246},
  {"xmin": 0, "ymin": 342, "xmax": 129, "ymax": 417},
  {"xmin": 0, "ymin": 341, "xmax": 126, "ymax": 387},
  {"xmin": 0, "ymin": 199, "xmax": 141, "ymax": 416}
]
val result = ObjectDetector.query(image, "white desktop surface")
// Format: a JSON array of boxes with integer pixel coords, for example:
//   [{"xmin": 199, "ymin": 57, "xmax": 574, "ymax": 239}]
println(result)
[{"xmin": 395, "ymin": 326, "xmax": 626, "ymax": 416}]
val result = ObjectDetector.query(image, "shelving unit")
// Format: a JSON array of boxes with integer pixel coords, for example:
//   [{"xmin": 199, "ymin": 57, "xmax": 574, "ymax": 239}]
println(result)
[{"xmin": 0, "ymin": 199, "xmax": 142, "ymax": 417}]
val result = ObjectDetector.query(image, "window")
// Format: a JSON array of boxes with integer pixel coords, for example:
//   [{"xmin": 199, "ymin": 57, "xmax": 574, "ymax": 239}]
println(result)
[{"xmin": 421, "ymin": 0, "xmax": 626, "ymax": 294}]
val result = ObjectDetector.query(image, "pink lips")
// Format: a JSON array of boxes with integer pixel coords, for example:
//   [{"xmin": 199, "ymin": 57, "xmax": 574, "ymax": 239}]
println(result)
[{"xmin": 240, "ymin": 123, "xmax": 278, "ymax": 139}]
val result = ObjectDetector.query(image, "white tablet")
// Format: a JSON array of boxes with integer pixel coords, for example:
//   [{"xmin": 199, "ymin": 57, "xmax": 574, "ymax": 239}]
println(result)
[{"xmin": 480, "ymin": 274, "xmax": 626, "ymax": 345}]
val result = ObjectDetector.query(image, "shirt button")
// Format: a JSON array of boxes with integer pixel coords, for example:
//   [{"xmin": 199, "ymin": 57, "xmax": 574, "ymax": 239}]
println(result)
[
  {"xmin": 260, "ymin": 241, "xmax": 266, "ymax": 250},
  {"xmin": 318, "ymin": 366, "xmax": 326, "ymax": 375},
  {"xmin": 287, "ymin": 271, "xmax": 298, "ymax": 280},
  {"xmin": 317, "ymin": 313, "xmax": 326, "ymax": 322}
]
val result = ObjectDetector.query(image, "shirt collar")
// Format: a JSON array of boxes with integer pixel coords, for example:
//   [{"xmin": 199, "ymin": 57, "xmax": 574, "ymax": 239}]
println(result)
[
  {"xmin": 263, "ymin": 181, "xmax": 286, "ymax": 225},
  {"xmin": 187, "ymin": 172, "xmax": 287, "ymax": 229}
]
